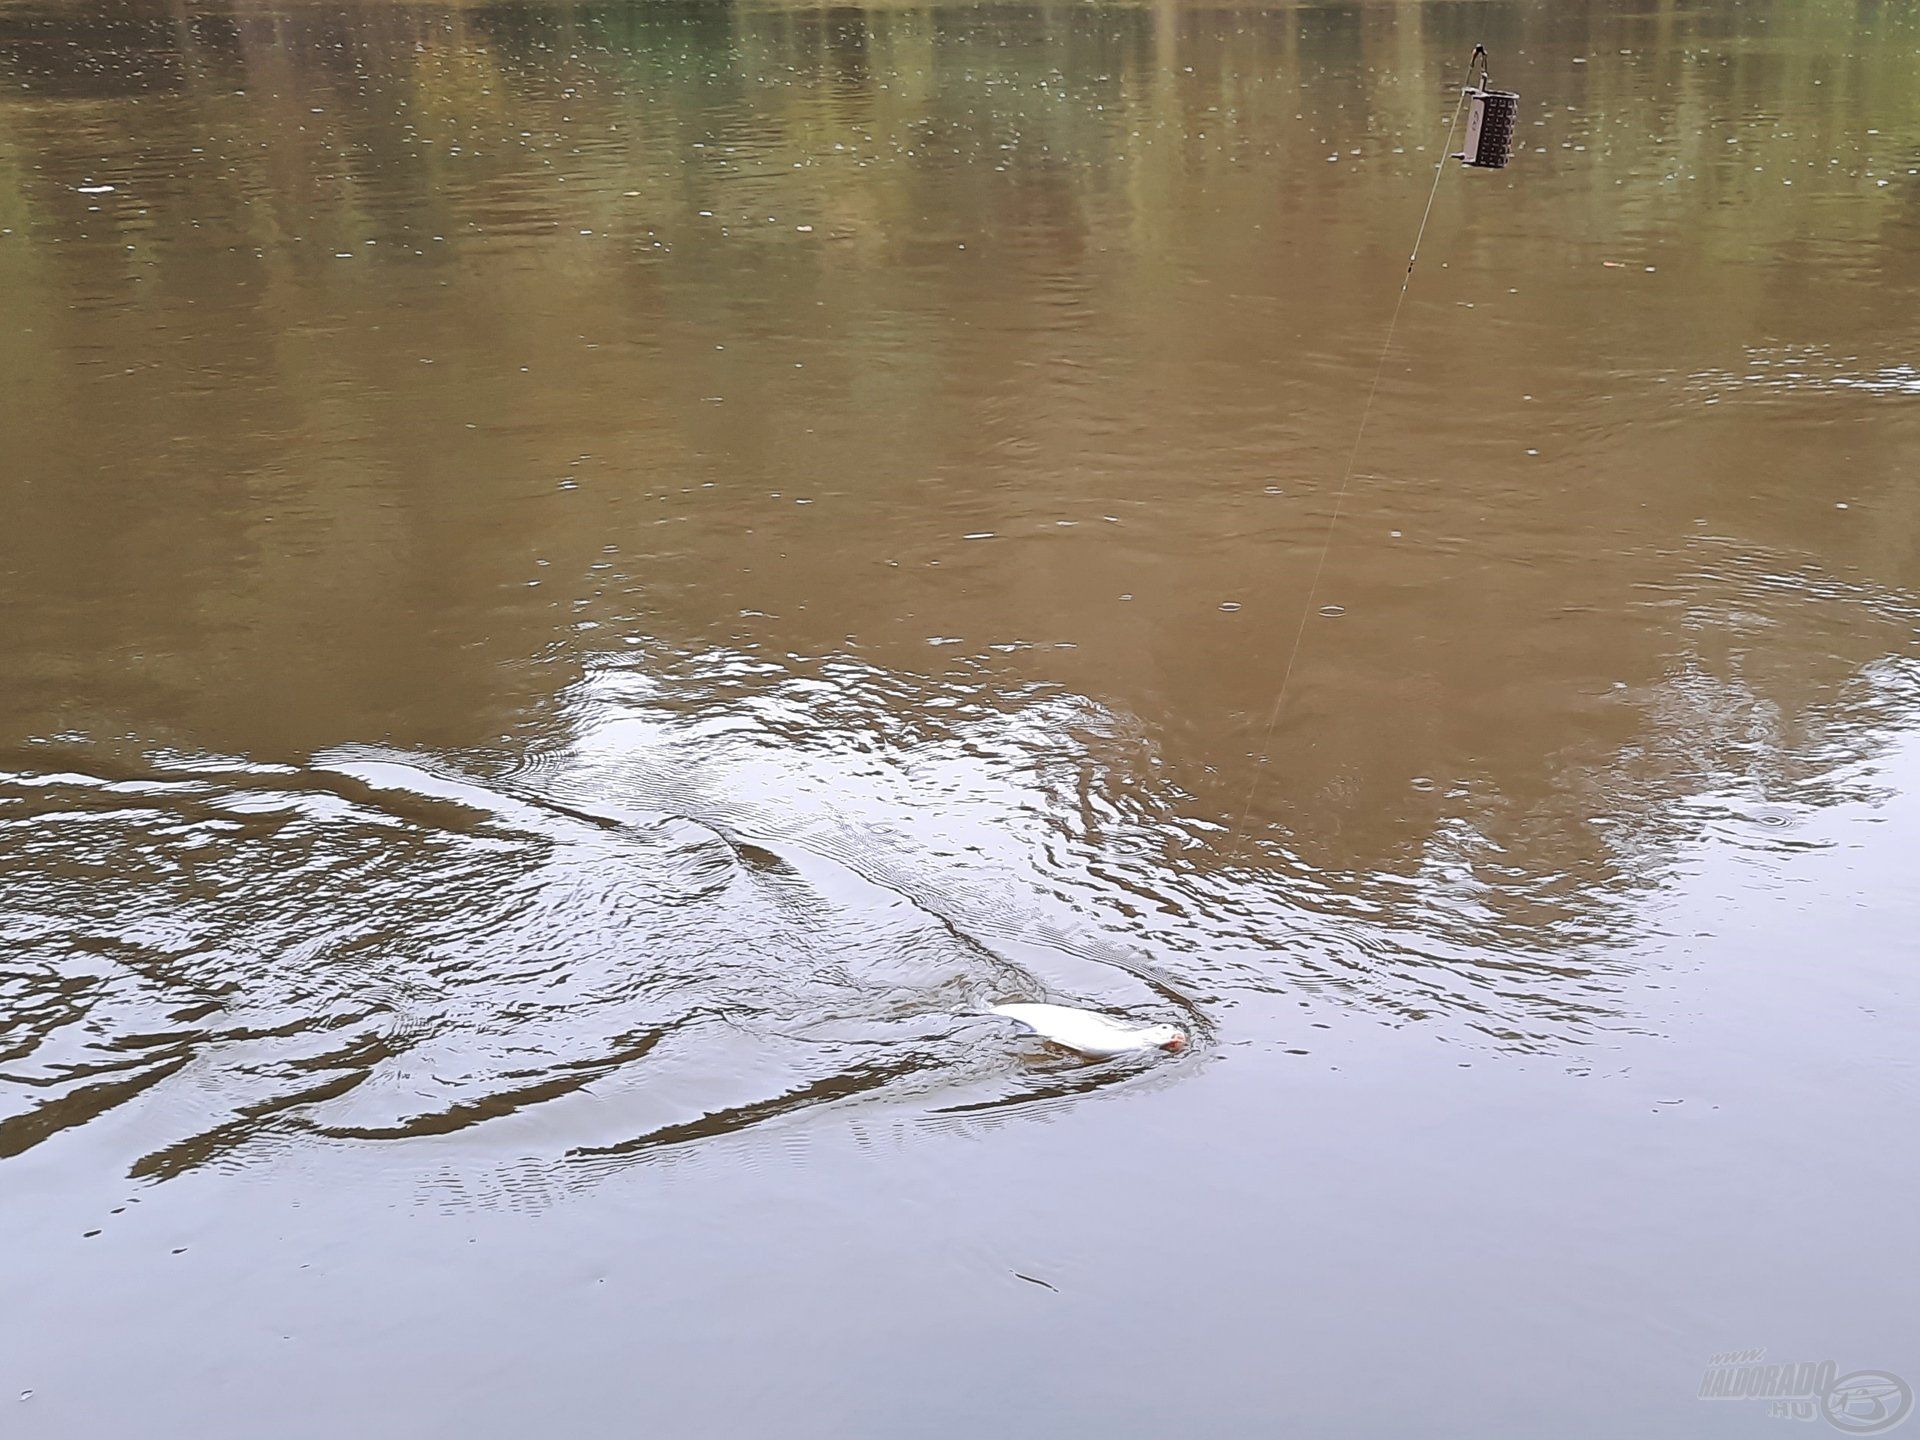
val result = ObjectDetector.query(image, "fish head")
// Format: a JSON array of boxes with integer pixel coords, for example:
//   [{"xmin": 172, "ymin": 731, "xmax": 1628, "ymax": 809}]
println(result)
[{"xmin": 1146, "ymin": 1025, "xmax": 1188, "ymax": 1054}]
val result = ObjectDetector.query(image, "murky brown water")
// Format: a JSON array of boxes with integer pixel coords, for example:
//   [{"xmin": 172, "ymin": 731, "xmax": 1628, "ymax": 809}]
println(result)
[{"xmin": 3, "ymin": 0, "xmax": 1918, "ymax": 1433}]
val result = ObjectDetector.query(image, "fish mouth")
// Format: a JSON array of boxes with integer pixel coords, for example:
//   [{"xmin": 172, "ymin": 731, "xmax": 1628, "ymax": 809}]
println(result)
[{"xmin": 1161, "ymin": 1032, "xmax": 1189, "ymax": 1054}]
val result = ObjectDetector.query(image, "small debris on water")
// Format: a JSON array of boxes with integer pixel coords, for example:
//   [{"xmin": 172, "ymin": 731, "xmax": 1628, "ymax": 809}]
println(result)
[
  {"xmin": 1318, "ymin": 604, "xmax": 1346, "ymax": 617},
  {"xmin": 1014, "ymin": 1272, "xmax": 1059, "ymax": 1292},
  {"xmin": 1219, "ymin": 602, "xmax": 1241, "ymax": 612}
]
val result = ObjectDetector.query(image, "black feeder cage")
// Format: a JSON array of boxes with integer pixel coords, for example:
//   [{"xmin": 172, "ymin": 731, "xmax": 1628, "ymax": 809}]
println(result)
[{"xmin": 1455, "ymin": 47, "xmax": 1518, "ymax": 170}]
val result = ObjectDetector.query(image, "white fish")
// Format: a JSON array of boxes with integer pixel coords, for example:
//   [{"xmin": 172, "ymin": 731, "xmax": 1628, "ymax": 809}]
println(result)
[{"xmin": 988, "ymin": 1002, "xmax": 1188, "ymax": 1059}]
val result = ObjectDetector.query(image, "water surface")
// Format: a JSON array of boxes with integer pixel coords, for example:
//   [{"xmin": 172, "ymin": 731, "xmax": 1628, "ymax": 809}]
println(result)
[{"xmin": 2, "ymin": 1, "xmax": 1917, "ymax": 1434}]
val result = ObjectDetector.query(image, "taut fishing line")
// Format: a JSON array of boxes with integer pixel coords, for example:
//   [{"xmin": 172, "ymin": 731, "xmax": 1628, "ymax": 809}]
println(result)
[{"xmin": 1228, "ymin": 45, "xmax": 1518, "ymax": 859}]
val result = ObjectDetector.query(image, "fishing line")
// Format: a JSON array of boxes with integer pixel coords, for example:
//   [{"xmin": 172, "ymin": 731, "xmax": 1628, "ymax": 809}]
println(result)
[{"xmin": 1228, "ymin": 45, "xmax": 1511, "ymax": 859}]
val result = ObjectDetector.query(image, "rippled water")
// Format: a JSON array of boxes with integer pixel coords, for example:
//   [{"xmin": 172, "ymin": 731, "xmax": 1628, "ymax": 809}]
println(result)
[{"xmin": 2, "ymin": 0, "xmax": 1917, "ymax": 1434}]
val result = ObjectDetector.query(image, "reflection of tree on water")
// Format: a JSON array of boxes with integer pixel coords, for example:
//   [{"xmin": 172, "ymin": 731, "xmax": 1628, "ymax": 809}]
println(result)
[{"xmin": 0, "ymin": 0, "xmax": 1915, "ymax": 1081}]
